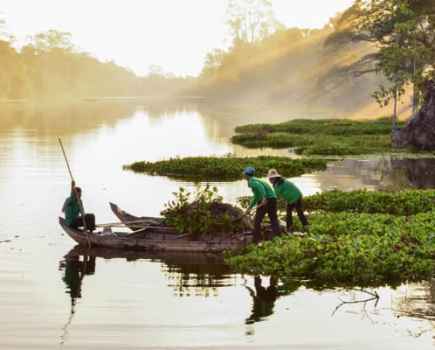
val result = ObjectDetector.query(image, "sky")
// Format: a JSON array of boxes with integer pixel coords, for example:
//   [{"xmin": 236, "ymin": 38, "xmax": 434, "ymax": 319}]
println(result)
[{"xmin": 1, "ymin": 0, "xmax": 354, "ymax": 76}]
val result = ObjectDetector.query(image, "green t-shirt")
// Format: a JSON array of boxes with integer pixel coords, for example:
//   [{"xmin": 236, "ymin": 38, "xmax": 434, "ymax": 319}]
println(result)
[
  {"xmin": 248, "ymin": 177, "xmax": 277, "ymax": 209},
  {"xmin": 63, "ymin": 194, "xmax": 81, "ymax": 226},
  {"xmin": 274, "ymin": 179, "xmax": 302, "ymax": 204}
]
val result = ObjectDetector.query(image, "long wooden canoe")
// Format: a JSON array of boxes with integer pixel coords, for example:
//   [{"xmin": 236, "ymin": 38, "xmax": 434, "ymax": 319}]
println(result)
[
  {"xmin": 59, "ymin": 217, "xmax": 252, "ymax": 253},
  {"xmin": 109, "ymin": 202, "xmax": 172, "ymax": 233}
]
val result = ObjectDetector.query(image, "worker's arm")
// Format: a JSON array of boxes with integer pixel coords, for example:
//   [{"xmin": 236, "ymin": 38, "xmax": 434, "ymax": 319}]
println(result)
[{"xmin": 248, "ymin": 182, "xmax": 266, "ymax": 210}]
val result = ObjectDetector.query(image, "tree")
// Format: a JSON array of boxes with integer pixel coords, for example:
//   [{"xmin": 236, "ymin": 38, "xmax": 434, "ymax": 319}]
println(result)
[
  {"xmin": 226, "ymin": 0, "xmax": 280, "ymax": 45},
  {"xmin": 28, "ymin": 29, "xmax": 74, "ymax": 53},
  {"xmin": 327, "ymin": 0, "xmax": 435, "ymax": 123}
]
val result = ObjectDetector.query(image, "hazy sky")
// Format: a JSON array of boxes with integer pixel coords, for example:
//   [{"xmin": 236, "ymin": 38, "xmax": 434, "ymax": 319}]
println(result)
[{"xmin": 1, "ymin": 0, "xmax": 354, "ymax": 76}]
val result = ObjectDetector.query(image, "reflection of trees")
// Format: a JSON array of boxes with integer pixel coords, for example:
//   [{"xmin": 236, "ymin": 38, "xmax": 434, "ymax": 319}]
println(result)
[
  {"xmin": 0, "ymin": 102, "xmax": 136, "ymax": 136},
  {"xmin": 318, "ymin": 157, "xmax": 435, "ymax": 192}
]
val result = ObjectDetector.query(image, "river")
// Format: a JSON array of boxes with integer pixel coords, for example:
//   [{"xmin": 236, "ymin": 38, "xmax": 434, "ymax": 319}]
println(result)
[{"xmin": 0, "ymin": 101, "xmax": 433, "ymax": 349}]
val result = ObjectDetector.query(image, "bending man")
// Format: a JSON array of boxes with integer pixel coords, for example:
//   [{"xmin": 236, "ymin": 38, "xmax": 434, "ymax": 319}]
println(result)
[
  {"xmin": 244, "ymin": 167, "xmax": 280, "ymax": 243},
  {"xmin": 268, "ymin": 169, "xmax": 309, "ymax": 234}
]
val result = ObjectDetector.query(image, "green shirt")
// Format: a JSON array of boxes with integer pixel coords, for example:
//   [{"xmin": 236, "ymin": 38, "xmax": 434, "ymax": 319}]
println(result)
[
  {"xmin": 63, "ymin": 194, "xmax": 81, "ymax": 226},
  {"xmin": 248, "ymin": 177, "xmax": 277, "ymax": 209},
  {"xmin": 274, "ymin": 179, "xmax": 302, "ymax": 204}
]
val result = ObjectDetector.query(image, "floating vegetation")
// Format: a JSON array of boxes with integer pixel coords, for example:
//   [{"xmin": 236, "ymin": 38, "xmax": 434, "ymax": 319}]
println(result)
[
  {"xmin": 232, "ymin": 118, "xmax": 410, "ymax": 155},
  {"xmin": 125, "ymin": 156, "xmax": 328, "ymax": 181},
  {"xmin": 226, "ymin": 211, "xmax": 435, "ymax": 288},
  {"xmin": 304, "ymin": 190, "xmax": 435, "ymax": 216}
]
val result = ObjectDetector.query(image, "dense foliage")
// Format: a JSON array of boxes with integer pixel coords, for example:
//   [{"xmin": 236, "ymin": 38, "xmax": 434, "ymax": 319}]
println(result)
[
  {"xmin": 227, "ymin": 211, "xmax": 435, "ymax": 287},
  {"xmin": 161, "ymin": 185, "xmax": 249, "ymax": 238},
  {"xmin": 328, "ymin": 0, "xmax": 435, "ymax": 110},
  {"xmin": 232, "ymin": 118, "xmax": 406, "ymax": 155},
  {"xmin": 304, "ymin": 190, "xmax": 435, "ymax": 216},
  {"xmin": 125, "ymin": 156, "xmax": 328, "ymax": 181}
]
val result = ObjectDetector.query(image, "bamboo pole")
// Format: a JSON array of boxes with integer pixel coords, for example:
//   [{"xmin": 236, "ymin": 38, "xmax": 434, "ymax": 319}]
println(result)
[{"xmin": 58, "ymin": 137, "xmax": 91, "ymax": 248}]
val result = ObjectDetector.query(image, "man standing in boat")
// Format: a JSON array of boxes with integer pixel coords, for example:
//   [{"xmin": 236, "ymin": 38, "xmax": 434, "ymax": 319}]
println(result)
[
  {"xmin": 62, "ymin": 181, "xmax": 91, "ymax": 230},
  {"xmin": 244, "ymin": 167, "xmax": 280, "ymax": 243}
]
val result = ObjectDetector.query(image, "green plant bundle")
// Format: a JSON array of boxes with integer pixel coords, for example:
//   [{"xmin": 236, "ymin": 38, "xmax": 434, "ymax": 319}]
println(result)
[
  {"xmin": 125, "ymin": 156, "xmax": 328, "ymax": 181},
  {"xmin": 232, "ymin": 118, "xmax": 410, "ymax": 155},
  {"xmin": 226, "ymin": 211, "xmax": 435, "ymax": 287},
  {"xmin": 161, "ymin": 185, "xmax": 250, "ymax": 238}
]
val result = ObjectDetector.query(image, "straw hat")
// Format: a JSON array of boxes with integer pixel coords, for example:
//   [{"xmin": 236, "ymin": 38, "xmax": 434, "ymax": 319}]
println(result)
[{"xmin": 267, "ymin": 169, "xmax": 281, "ymax": 179}]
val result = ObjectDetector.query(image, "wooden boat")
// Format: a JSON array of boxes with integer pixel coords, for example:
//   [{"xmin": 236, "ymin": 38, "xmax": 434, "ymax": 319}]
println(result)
[
  {"xmin": 109, "ymin": 202, "xmax": 173, "ymax": 233},
  {"xmin": 59, "ymin": 217, "xmax": 252, "ymax": 253}
]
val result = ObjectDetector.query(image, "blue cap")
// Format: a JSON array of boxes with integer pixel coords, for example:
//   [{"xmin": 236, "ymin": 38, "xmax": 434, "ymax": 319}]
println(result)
[{"xmin": 243, "ymin": 167, "xmax": 255, "ymax": 176}]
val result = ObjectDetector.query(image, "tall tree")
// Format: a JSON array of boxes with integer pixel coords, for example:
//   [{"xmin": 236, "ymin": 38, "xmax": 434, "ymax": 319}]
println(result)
[
  {"xmin": 327, "ymin": 0, "xmax": 435, "ymax": 121},
  {"xmin": 226, "ymin": 0, "xmax": 280, "ymax": 45}
]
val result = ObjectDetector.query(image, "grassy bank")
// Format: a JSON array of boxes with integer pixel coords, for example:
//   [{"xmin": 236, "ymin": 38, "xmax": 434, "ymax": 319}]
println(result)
[
  {"xmin": 232, "ymin": 118, "xmax": 407, "ymax": 155},
  {"xmin": 226, "ymin": 210, "xmax": 435, "ymax": 288},
  {"xmin": 125, "ymin": 156, "xmax": 328, "ymax": 181}
]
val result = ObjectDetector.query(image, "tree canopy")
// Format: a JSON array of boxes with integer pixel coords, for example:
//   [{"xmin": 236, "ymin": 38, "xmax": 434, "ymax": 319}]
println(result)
[{"xmin": 328, "ymin": 0, "xmax": 435, "ymax": 109}]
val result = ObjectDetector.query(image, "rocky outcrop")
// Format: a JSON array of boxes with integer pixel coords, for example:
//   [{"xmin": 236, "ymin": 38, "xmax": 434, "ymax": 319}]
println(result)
[{"xmin": 393, "ymin": 80, "xmax": 435, "ymax": 150}]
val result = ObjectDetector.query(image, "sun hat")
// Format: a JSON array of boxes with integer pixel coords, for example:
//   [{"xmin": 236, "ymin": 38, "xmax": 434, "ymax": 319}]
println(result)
[
  {"xmin": 267, "ymin": 169, "xmax": 281, "ymax": 179},
  {"xmin": 243, "ymin": 167, "xmax": 256, "ymax": 176}
]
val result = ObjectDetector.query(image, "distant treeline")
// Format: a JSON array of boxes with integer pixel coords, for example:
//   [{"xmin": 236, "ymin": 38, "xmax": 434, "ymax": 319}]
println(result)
[{"xmin": 0, "ymin": 30, "xmax": 193, "ymax": 101}]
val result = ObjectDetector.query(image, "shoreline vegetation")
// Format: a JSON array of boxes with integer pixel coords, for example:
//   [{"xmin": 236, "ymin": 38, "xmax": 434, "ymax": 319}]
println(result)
[
  {"xmin": 124, "ymin": 156, "xmax": 328, "ymax": 181},
  {"xmin": 228, "ymin": 189, "xmax": 435, "ymax": 289},
  {"xmin": 231, "ymin": 118, "xmax": 412, "ymax": 156}
]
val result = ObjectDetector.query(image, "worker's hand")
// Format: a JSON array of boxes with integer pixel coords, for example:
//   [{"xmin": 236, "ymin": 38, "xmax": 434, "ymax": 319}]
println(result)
[{"xmin": 71, "ymin": 180, "xmax": 76, "ymax": 188}]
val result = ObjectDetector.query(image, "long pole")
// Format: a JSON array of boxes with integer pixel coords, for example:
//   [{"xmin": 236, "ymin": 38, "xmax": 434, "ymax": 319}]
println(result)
[{"xmin": 58, "ymin": 138, "xmax": 91, "ymax": 247}]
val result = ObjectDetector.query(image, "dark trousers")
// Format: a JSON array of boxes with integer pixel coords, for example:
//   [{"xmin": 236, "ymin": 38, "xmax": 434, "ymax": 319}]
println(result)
[
  {"xmin": 253, "ymin": 198, "xmax": 280, "ymax": 242},
  {"xmin": 70, "ymin": 214, "xmax": 96, "ymax": 231},
  {"xmin": 286, "ymin": 198, "xmax": 308, "ymax": 231}
]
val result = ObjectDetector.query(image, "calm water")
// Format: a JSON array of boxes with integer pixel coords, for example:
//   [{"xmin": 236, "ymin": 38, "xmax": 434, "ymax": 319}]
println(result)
[{"xmin": 0, "ymin": 101, "xmax": 433, "ymax": 349}]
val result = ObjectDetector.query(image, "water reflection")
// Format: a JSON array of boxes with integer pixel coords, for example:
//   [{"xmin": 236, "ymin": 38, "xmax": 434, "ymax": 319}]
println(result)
[
  {"xmin": 245, "ymin": 276, "xmax": 298, "ymax": 325},
  {"xmin": 314, "ymin": 157, "xmax": 435, "ymax": 192},
  {"xmin": 61, "ymin": 247, "xmax": 232, "ymax": 298}
]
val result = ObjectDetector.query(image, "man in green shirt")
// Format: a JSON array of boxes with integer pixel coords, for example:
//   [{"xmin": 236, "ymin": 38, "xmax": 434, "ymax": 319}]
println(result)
[
  {"xmin": 62, "ymin": 181, "xmax": 84, "ymax": 229},
  {"xmin": 268, "ymin": 169, "xmax": 309, "ymax": 234},
  {"xmin": 244, "ymin": 167, "xmax": 280, "ymax": 243}
]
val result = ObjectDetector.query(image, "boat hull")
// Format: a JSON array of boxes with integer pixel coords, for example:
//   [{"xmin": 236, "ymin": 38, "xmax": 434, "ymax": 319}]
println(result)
[{"xmin": 59, "ymin": 217, "xmax": 251, "ymax": 253}]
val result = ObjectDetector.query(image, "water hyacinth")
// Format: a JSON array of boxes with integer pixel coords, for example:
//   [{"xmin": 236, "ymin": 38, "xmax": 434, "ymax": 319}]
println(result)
[
  {"xmin": 125, "ymin": 156, "xmax": 328, "ymax": 181},
  {"xmin": 226, "ymin": 211, "xmax": 435, "ymax": 288},
  {"xmin": 231, "ymin": 118, "xmax": 414, "ymax": 155}
]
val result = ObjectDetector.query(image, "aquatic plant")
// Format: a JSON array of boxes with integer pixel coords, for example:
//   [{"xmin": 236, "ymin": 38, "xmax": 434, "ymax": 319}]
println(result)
[
  {"xmin": 232, "ymin": 118, "xmax": 408, "ymax": 155},
  {"xmin": 304, "ymin": 190, "xmax": 435, "ymax": 216},
  {"xmin": 125, "ymin": 156, "xmax": 328, "ymax": 181},
  {"xmin": 226, "ymin": 211, "xmax": 435, "ymax": 287},
  {"xmin": 239, "ymin": 189, "xmax": 435, "ymax": 216}
]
